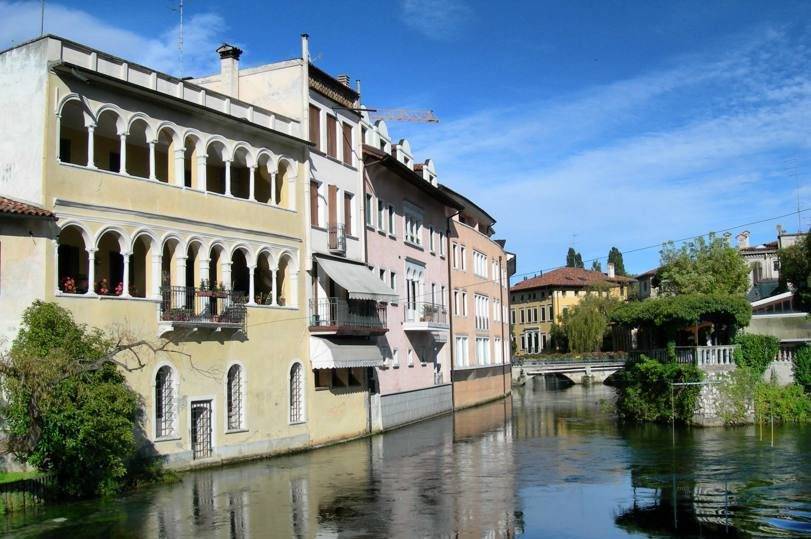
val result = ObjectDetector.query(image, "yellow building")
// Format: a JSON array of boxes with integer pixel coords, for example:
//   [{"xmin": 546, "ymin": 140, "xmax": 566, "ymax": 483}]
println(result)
[
  {"xmin": 509, "ymin": 266, "xmax": 634, "ymax": 355},
  {"xmin": 0, "ymin": 35, "xmax": 367, "ymax": 469}
]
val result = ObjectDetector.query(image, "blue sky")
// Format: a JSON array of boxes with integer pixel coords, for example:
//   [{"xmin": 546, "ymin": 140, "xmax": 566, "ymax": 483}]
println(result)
[{"xmin": 2, "ymin": 0, "xmax": 810, "ymax": 279}]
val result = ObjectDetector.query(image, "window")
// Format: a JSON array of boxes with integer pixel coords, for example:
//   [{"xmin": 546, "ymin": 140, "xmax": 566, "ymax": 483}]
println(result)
[
  {"xmin": 474, "ymin": 251, "xmax": 487, "ymax": 277},
  {"xmin": 773, "ymin": 260, "xmax": 780, "ymax": 271},
  {"xmin": 388, "ymin": 205, "xmax": 396, "ymax": 235},
  {"xmin": 428, "ymin": 226, "xmax": 435, "ymax": 252},
  {"xmin": 439, "ymin": 232, "xmax": 446, "ymax": 256},
  {"xmin": 452, "ymin": 243, "xmax": 459, "ymax": 269},
  {"xmin": 475, "ymin": 294, "xmax": 490, "ymax": 331},
  {"xmin": 476, "ymin": 337, "xmax": 490, "ymax": 365},
  {"xmin": 342, "ymin": 123, "xmax": 353, "ymax": 166},
  {"xmin": 392, "ymin": 348, "xmax": 400, "ymax": 368},
  {"xmin": 462, "ymin": 292, "xmax": 468, "ymax": 316},
  {"xmin": 454, "ymin": 290, "xmax": 460, "ymax": 316},
  {"xmin": 494, "ymin": 300, "xmax": 501, "ymax": 322},
  {"xmin": 407, "ymin": 349, "xmax": 414, "ymax": 366},
  {"xmin": 377, "ymin": 200, "xmax": 385, "ymax": 231},
  {"xmin": 520, "ymin": 309, "xmax": 525, "ymax": 324},
  {"xmin": 441, "ymin": 285, "xmax": 446, "ymax": 307},
  {"xmin": 390, "ymin": 271, "xmax": 397, "ymax": 298},
  {"xmin": 226, "ymin": 364, "xmax": 243, "ymax": 431},
  {"xmin": 365, "ymin": 193, "xmax": 374, "ymax": 226},
  {"xmin": 379, "ymin": 268, "xmax": 386, "ymax": 282},
  {"xmin": 494, "ymin": 337, "xmax": 503, "ymax": 364},
  {"xmin": 540, "ymin": 307, "xmax": 546, "ymax": 322},
  {"xmin": 309, "ymin": 181, "xmax": 320, "ymax": 227},
  {"xmin": 460, "ymin": 246, "xmax": 467, "ymax": 271},
  {"xmin": 510, "ymin": 309, "xmax": 515, "ymax": 324},
  {"xmin": 155, "ymin": 366, "xmax": 175, "ymax": 438},
  {"xmin": 455, "ymin": 336, "xmax": 469, "ymax": 368},
  {"xmin": 326, "ymin": 115, "xmax": 337, "ymax": 158},
  {"xmin": 309, "ymin": 104, "xmax": 320, "ymax": 149},
  {"xmin": 344, "ymin": 192, "xmax": 354, "ymax": 236},
  {"xmin": 532, "ymin": 308, "xmax": 538, "ymax": 322},
  {"xmin": 405, "ymin": 212, "xmax": 422, "ymax": 245},
  {"xmin": 289, "ymin": 363, "xmax": 304, "ymax": 423}
]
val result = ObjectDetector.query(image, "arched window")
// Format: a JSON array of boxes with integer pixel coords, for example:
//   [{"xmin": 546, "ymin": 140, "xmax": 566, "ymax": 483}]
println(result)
[
  {"xmin": 276, "ymin": 160, "xmax": 291, "ymax": 208},
  {"xmin": 57, "ymin": 225, "xmax": 89, "ymax": 294},
  {"xmin": 58, "ymin": 100, "xmax": 89, "ymax": 166},
  {"xmin": 231, "ymin": 147, "xmax": 251, "ymax": 200},
  {"xmin": 276, "ymin": 252, "xmax": 295, "ymax": 306},
  {"xmin": 227, "ymin": 364, "xmax": 243, "ymax": 430},
  {"xmin": 155, "ymin": 365, "xmax": 175, "ymax": 438},
  {"xmin": 126, "ymin": 118, "xmax": 151, "ymax": 179},
  {"xmin": 289, "ymin": 363, "xmax": 303, "ymax": 423}
]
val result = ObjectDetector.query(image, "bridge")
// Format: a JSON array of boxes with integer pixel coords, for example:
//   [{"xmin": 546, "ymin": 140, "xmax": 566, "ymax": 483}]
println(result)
[{"xmin": 513, "ymin": 358, "xmax": 627, "ymax": 385}]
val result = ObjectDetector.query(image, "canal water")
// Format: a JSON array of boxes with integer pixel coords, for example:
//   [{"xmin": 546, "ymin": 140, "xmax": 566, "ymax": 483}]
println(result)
[{"xmin": 4, "ymin": 378, "xmax": 811, "ymax": 538}]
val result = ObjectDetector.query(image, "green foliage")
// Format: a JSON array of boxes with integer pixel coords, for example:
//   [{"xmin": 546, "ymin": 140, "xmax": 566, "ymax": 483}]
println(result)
[
  {"xmin": 566, "ymin": 247, "xmax": 584, "ymax": 268},
  {"xmin": 778, "ymin": 230, "xmax": 811, "ymax": 309},
  {"xmin": 717, "ymin": 368, "xmax": 759, "ymax": 425},
  {"xmin": 615, "ymin": 355, "xmax": 703, "ymax": 423},
  {"xmin": 607, "ymin": 246, "xmax": 626, "ymax": 276},
  {"xmin": 755, "ymin": 382, "xmax": 811, "ymax": 423},
  {"xmin": 793, "ymin": 344, "xmax": 811, "ymax": 393},
  {"xmin": 560, "ymin": 289, "xmax": 620, "ymax": 353},
  {"xmin": 549, "ymin": 322, "xmax": 569, "ymax": 353},
  {"xmin": 591, "ymin": 259, "xmax": 602, "ymax": 272},
  {"xmin": 734, "ymin": 334, "xmax": 780, "ymax": 376},
  {"xmin": 658, "ymin": 233, "xmax": 749, "ymax": 296},
  {"xmin": 1, "ymin": 301, "xmax": 141, "ymax": 498},
  {"xmin": 610, "ymin": 293, "xmax": 752, "ymax": 334}
]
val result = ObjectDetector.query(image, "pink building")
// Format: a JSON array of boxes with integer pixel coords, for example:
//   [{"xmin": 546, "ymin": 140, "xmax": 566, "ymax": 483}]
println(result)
[{"xmin": 362, "ymin": 127, "xmax": 463, "ymax": 431}]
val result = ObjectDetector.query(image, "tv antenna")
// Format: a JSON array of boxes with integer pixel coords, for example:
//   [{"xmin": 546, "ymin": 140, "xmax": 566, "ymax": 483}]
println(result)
[
  {"xmin": 170, "ymin": 0, "xmax": 184, "ymax": 76},
  {"xmin": 40, "ymin": 0, "xmax": 45, "ymax": 36}
]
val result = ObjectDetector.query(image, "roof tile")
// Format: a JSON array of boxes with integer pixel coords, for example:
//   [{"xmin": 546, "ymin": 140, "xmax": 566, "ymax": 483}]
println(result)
[
  {"xmin": 511, "ymin": 266, "xmax": 634, "ymax": 291},
  {"xmin": 0, "ymin": 196, "xmax": 55, "ymax": 219}
]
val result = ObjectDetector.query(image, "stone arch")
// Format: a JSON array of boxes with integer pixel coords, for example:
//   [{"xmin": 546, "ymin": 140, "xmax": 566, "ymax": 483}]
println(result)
[
  {"xmin": 276, "ymin": 156, "xmax": 296, "ymax": 209},
  {"xmin": 225, "ymin": 361, "xmax": 246, "ymax": 431},
  {"xmin": 205, "ymin": 138, "xmax": 228, "ymax": 195},
  {"xmin": 155, "ymin": 123, "xmax": 182, "ymax": 184},
  {"xmin": 230, "ymin": 245, "xmax": 251, "ymax": 298},
  {"xmin": 253, "ymin": 248, "xmax": 275, "ymax": 305},
  {"xmin": 182, "ymin": 131, "xmax": 204, "ymax": 189},
  {"xmin": 93, "ymin": 107, "xmax": 125, "ymax": 172},
  {"xmin": 57, "ymin": 98, "xmax": 92, "ymax": 165},
  {"xmin": 130, "ymin": 229, "xmax": 157, "ymax": 298},
  {"xmin": 126, "ymin": 115, "xmax": 153, "ymax": 179},
  {"xmin": 255, "ymin": 151, "xmax": 275, "ymax": 204},
  {"xmin": 95, "ymin": 227, "xmax": 129, "ymax": 295},
  {"xmin": 160, "ymin": 233, "xmax": 183, "ymax": 287},
  {"xmin": 230, "ymin": 145, "xmax": 252, "ymax": 199},
  {"xmin": 275, "ymin": 250, "xmax": 298, "ymax": 306},
  {"xmin": 57, "ymin": 222, "xmax": 91, "ymax": 294},
  {"xmin": 153, "ymin": 362, "xmax": 178, "ymax": 438},
  {"xmin": 288, "ymin": 361, "xmax": 305, "ymax": 423}
]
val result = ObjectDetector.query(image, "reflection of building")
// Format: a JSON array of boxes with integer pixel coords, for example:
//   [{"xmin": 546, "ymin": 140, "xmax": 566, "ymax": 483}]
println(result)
[
  {"xmin": 510, "ymin": 265, "xmax": 634, "ymax": 355},
  {"xmin": 442, "ymin": 186, "xmax": 515, "ymax": 410}
]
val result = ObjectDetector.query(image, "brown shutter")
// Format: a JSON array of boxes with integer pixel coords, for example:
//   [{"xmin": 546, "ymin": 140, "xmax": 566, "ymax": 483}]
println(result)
[
  {"xmin": 310, "ymin": 181, "xmax": 319, "ymax": 226},
  {"xmin": 344, "ymin": 192, "xmax": 352, "ymax": 236},
  {"xmin": 342, "ymin": 123, "xmax": 353, "ymax": 166},
  {"xmin": 327, "ymin": 115, "xmax": 337, "ymax": 158},
  {"xmin": 309, "ymin": 105, "xmax": 320, "ymax": 149},
  {"xmin": 328, "ymin": 184, "xmax": 337, "ymax": 228}
]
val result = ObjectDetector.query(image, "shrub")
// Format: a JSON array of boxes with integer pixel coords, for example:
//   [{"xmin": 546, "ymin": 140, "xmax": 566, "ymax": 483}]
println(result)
[
  {"xmin": 1, "ymin": 302, "xmax": 141, "ymax": 498},
  {"xmin": 755, "ymin": 382, "xmax": 811, "ymax": 423},
  {"xmin": 734, "ymin": 334, "xmax": 779, "ymax": 376},
  {"xmin": 793, "ymin": 344, "xmax": 811, "ymax": 393},
  {"xmin": 615, "ymin": 355, "xmax": 703, "ymax": 423},
  {"xmin": 717, "ymin": 367, "xmax": 759, "ymax": 425}
]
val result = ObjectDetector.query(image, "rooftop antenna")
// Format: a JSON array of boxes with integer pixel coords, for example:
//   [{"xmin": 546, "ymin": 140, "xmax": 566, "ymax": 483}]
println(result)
[
  {"xmin": 40, "ymin": 0, "xmax": 45, "ymax": 36},
  {"xmin": 784, "ymin": 156, "xmax": 803, "ymax": 232},
  {"xmin": 170, "ymin": 0, "xmax": 184, "ymax": 76}
]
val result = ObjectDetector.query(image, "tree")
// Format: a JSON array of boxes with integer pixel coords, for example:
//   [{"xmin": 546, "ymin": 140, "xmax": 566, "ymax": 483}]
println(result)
[
  {"xmin": 658, "ymin": 233, "xmax": 749, "ymax": 296},
  {"xmin": 591, "ymin": 259, "xmax": 602, "ymax": 272},
  {"xmin": 574, "ymin": 252, "xmax": 584, "ymax": 268},
  {"xmin": 607, "ymin": 247, "xmax": 626, "ymax": 276},
  {"xmin": 777, "ymin": 230, "xmax": 811, "ymax": 309},
  {"xmin": 0, "ymin": 301, "xmax": 175, "ymax": 498},
  {"xmin": 566, "ymin": 247, "xmax": 584, "ymax": 268},
  {"xmin": 560, "ymin": 287, "xmax": 620, "ymax": 353}
]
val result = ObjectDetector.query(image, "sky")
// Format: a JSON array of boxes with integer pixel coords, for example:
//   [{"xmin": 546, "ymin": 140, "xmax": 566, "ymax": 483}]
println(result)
[{"xmin": 2, "ymin": 0, "xmax": 810, "ymax": 280}]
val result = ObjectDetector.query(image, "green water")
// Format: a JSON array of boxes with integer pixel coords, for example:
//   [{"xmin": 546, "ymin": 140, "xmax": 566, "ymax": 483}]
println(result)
[{"xmin": 4, "ymin": 379, "xmax": 810, "ymax": 537}]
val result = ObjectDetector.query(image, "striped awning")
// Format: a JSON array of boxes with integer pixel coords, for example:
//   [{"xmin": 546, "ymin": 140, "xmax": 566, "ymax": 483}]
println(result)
[
  {"xmin": 314, "ymin": 255, "xmax": 398, "ymax": 303},
  {"xmin": 310, "ymin": 336, "xmax": 385, "ymax": 369}
]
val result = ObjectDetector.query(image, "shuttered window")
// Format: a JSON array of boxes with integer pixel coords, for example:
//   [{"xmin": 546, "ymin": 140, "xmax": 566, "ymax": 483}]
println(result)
[
  {"xmin": 344, "ymin": 192, "xmax": 353, "ymax": 236},
  {"xmin": 309, "ymin": 105, "xmax": 320, "ymax": 149},
  {"xmin": 310, "ymin": 181, "xmax": 319, "ymax": 226},
  {"xmin": 342, "ymin": 123, "xmax": 353, "ymax": 166},
  {"xmin": 328, "ymin": 184, "xmax": 338, "ymax": 228},
  {"xmin": 327, "ymin": 115, "xmax": 337, "ymax": 158}
]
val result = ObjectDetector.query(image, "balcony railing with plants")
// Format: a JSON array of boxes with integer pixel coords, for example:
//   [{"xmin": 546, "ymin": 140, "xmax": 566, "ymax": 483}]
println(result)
[
  {"xmin": 309, "ymin": 297, "xmax": 387, "ymax": 334},
  {"xmin": 404, "ymin": 302, "xmax": 448, "ymax": 327},
  {"xmin": 328, "ymin": 224, "xmax": 346, "ymax": 254},
  {"xmin": 160, "ymin": 282, "xmax": 247, "ymax": 331}
]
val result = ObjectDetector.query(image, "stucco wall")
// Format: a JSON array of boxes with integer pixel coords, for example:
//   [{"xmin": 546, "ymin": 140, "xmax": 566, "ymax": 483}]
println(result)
[
  {"xmin": 452, "ymin": 367, "xmax": 510, "ymax": 410},
  {"xmin": 378, "ymin": 384, "xmax": 452, "ymax": 430}
]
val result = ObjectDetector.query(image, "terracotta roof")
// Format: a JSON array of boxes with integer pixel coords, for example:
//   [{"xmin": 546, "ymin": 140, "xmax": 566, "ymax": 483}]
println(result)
[
  {"xmin": 0, "ymin": 196, "xmax": 55, "ymax": 219},
  {"xmin": 637, "ymin": 267, "xmax": 659, "ymax": 278},
  {"xmin": 740, "ymin": 241, "xmax": 778, "ymax": 252},
  {"xmin": 510, "ymin": 267, "xmax": 635, "ymax": 291}
]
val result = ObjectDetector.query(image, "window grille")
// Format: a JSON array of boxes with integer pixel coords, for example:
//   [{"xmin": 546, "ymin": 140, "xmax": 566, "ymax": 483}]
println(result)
[
  {"xmin": 155, "ymin": 366, "xmax": 174, "ymax": 438},
  {"xmin": 290, "ymin": 363, "xmax": 304, "ymax": 423},
  {"xmin": 227, "ymin": 365, "xmax": 243, "ymax": 430}
]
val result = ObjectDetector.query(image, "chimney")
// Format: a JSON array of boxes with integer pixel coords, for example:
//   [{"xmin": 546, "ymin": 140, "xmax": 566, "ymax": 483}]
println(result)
[
  {"xmin": 337, "ymin": 74, "xmax": 351, "ymax": 87},
  {"xmin": 217, "ymin": 43, "xmax": 243, "ymax": 98},
  {"xmin": 736, "ymin": 230, "xmax": 750, "ymax": 249},
  {"xmin": 776, "ymin": 224, "xmax": 784, "ymax": 237},
  {"xmin": 301, "ymin": 33, "xmax": 309, "ymax": 62},
  {"xmin": 607, "ymin": 262, "xmax": 615, "ymax": 278}
]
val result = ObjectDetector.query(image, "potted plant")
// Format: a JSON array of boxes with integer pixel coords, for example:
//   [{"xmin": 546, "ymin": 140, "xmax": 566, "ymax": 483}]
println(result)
[
  {"xmin": 421, "ymin": 303, "xmax": 439, "ymax": 322},
  {"xmin": 60, "ymin": 276, "xmax": 77, "ymax": 294},
  {"xmin": 95, "ymin": 278, "xmax": 110, "ymax": 296}
]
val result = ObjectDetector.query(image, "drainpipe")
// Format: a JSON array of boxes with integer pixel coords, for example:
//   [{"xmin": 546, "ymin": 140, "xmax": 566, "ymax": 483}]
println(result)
[
  {"xmin": 499, "ymin": 254, "xmax": 507, "ymax": 398},
  {"xmin": 446, "ymin": 209, "xmax": 461, "ymax": 410}
]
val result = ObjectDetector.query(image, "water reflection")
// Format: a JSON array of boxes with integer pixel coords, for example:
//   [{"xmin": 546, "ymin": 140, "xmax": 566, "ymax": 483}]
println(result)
[{"xmin": 6, "ymin": 381, "xmax": 811, "ymax": 538}]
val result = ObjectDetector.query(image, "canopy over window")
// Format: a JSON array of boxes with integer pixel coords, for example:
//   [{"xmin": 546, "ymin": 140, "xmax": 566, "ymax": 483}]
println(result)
[
  {"xmin": 309, "ymin": 336, "xmax": 385, "ymax": 369},
  {"xmin": 315, "ymin": 255, "xmax": 398, "ymax": 303}
]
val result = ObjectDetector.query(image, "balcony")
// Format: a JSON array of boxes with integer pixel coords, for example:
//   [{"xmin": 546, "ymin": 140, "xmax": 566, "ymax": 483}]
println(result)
[
  {"xmin": 328, "ymin": 224, "xmax": 346, "ymax": 255},
  {"xmin": 309, "ymin": 297, "xmax": 387, "ymax": 335},
  {"xmin": 160, "ymin": 286, "xmax": 247, "ymax": 333},
  {"xmin": 404, "ymin": 302, "xmax": 449, "ymax": 332},
  {"xmin": 629, "ymin": 345, "xmax": 737, "ymax": 369}
]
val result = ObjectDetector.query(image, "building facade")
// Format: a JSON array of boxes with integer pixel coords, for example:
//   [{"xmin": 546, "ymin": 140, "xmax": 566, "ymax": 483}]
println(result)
[
  {"xmin": 510, "ymin": 266, "xmax": 634, "ymax": 355},
  {"xmin": 362, "ymin": 119, "xmax": 460, "ymax": 431},
  {"xmin": 442, "ymin": 186, "xmax": 514, "ymax": 410}
]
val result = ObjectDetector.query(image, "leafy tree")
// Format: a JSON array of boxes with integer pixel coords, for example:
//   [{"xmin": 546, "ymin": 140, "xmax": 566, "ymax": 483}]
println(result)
[
  {"xmin": 777, "ymin": 230, "xmax": 811, "ymax": 309},
  {"xmin": 549, "ymin": 322, "xmax": 569, "ymax": 352},
  {"xmin": 574, "ymin": 252, "xmax": 584, "ymax": 268},
  {"xmin": 734, "ymin": 334, "xmax": 779, "ymax": 376},
  {"xmin": 565, "ymin": 247, "xmax": 585, "ymax": 269},
  {"xmin": 794, "ymin": 344, "xmax": 811, "ymax": 393},
  {"xmin": 591, "ymin": 259, "xmax": 602, "ymax": 272},
  {"xmin": 560, "ymin": 287, "xmax": 620, "ymax": 353},
  {"xmin": 658, "ymin": 233, "xmax": 749, "ymax": 296},
  {"xmin": 607, "ymin": 247, "xmax": 626, "ymax": 276},
  {"xmin": 615, "ymin": 355, "xmax": 703, "ymax": 423},
  {"xmin": 0, "ymin": 302, "xmax": 171, "ymax": 498}
]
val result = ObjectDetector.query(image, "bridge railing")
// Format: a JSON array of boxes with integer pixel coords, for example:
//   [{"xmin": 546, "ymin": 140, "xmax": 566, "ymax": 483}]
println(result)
[{"xmin": 628, "ymin": 345, "xmax": 738, "ymax": 367}]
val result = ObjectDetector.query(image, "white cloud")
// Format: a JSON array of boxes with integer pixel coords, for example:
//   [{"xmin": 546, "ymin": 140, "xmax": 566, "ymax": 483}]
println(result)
[
  {"xmin": 0, "ymin": 1, "xmax": 226, "ymax": 76},
  {"xmin": 403, "ymin": 25, "xmax": 811, "ymax": 276},
  {"xmin": 400, "ymin": 0, "xmax": 472, "ymax": 40}
]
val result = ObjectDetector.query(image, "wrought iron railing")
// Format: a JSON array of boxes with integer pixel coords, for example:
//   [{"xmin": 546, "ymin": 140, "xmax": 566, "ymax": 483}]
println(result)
[
  {"xmin": 328, "ymin": 224, "xmax": 346, "ymax": 254},
  {"xmin": 404, "ymin": 302, "xmax": 448, "ymax": 326},
  {"xmin": 160, "ymin": 285, "xmax": 247, "ymax": 331},
  {"xmin": 309, "ymin": 297, "xmax": 386, "ymax": 331}
]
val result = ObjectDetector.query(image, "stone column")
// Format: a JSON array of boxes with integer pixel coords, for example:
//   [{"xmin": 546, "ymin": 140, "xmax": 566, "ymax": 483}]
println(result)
[
  {"xmin": 121, "ymin": 252, "xmax": 131, "ymax": 297},
  {"xmin": 151, "ymin": 253, "xmax": 162, "ymax": 299},
  {"xmin": 196, "ymin": 155, "xmax": 207, "ymax": 191},
  {"xmin": 199, "ymin": 258, "xmax": 211, "ymax": 312},
  {"xmin": 248, "ymin": 166, "xmax": 256, "ymax": 201},
  {"xmin": 224, "ymin": 160, "xmax": 232, "ymax": 196},
  {"xmin": 222, "ymin": 261, "xmax": 232, "ymax": 289},
  {"xmin": 173, "ymin": 148, "xmax": 186, "ymax": 187},
  {"xmin": 148, "ymin": 141, "xmax": 157, "ymax": 180},
  {"xmin": 248, "ymin": 265, "xmax": 256, "ymax": 305},
  {"xmin": 271, "ymin": 268, "xmax": 278, "ymax": 306},
  {"xmin": 119, "ymin": 134, "xmax": 127, "ymax": 174},
  {"xmin": 86, "ymin": 125, "xmax": 96, "ymax": 168},
  {"xmin": 86, "ymin": 248, "xmax": 97, "ymax": 295},
  {"xmin": 270, "ymin": 171, "xmax": 277, "ymax": 204},
  {"xmin": 174, "ymin": 256, "xmax": 187, "ymax": 287}
]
